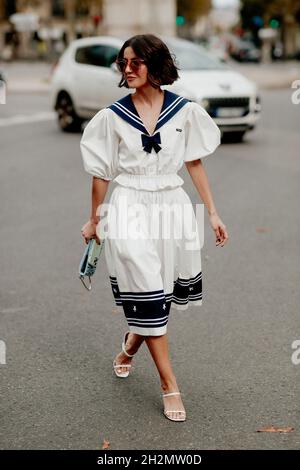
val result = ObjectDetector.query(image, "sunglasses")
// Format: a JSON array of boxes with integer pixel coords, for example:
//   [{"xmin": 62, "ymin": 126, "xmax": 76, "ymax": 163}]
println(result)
[{"xmin": 115, "ymin": 58, "xmax": 146, "ymax": 73}]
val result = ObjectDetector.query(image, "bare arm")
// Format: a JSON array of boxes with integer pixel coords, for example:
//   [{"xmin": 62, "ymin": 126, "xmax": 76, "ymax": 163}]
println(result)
[
  {"xmin": 90, "ymin": 177, "xmax": 110, "ymax": 223},
  {"xmin": 81, "ymin": 176, "xmax": 110, "ymax": 244},
  {"xmin": 185, "ymin": 159, "xmax": 217, "ymax": 215},
  {"xmin": 185, "ymin": 159, "xmax": 229, "ymax": 247}
]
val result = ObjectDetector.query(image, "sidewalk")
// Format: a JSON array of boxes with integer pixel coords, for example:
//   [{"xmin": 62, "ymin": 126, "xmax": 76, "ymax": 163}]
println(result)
[
  {"xmin": 1, "ymin": 61, "xmax": 53, "ymax": 93},
  {"xmin": 1, "ymin": 59, "xmax": 300, "ymax": 93},
  {"xmin": 230, "ymin": 60, "xmax": 300, "ymax": 90}
]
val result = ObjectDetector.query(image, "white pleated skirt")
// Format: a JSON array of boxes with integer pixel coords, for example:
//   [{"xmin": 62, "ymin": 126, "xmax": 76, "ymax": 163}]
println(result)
[{"xmin": 103, "ymin": 183, "xmax": 203, "ymax": 336}]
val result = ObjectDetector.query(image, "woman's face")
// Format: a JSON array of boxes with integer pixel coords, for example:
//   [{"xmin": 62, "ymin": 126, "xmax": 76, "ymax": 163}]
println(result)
[{"xmin": 122, "ymin": 46, "xmax": 148, "ymax": 88}]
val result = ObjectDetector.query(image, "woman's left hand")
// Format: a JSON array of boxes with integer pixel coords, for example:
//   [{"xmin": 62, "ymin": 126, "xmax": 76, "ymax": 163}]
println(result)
[{"xmin": 209, "ymin": 213, "xmax": 229, "ymax": 247}]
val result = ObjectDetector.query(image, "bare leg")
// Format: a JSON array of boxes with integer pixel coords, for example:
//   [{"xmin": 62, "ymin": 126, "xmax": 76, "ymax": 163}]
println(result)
[
  {"xmin": 144, "ymin": 334, "xmax": 186, "ymax": 420},
  {"xmin": 114, "ymin": 333, "xmax": 145, "ymax": 374}
]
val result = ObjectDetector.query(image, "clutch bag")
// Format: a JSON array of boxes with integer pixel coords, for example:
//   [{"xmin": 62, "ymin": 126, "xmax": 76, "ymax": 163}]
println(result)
[{"xmin": 78, "ymin": 238, "xmax": 105, "ymax": 291}]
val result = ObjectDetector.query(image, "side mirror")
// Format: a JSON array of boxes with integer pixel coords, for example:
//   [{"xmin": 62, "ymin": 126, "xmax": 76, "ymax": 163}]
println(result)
[{"xmin": 110, "ymin": 61, "xmax": 119, "ymax": 73}]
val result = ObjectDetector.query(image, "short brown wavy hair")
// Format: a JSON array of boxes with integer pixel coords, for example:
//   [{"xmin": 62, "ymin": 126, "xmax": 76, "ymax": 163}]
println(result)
[{"xmin": 116, "ymin": 34, "xmax": 180, "ymax": 89}]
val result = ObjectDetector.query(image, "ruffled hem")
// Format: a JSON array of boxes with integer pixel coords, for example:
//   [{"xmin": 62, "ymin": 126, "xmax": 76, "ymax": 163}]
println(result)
[{"xmin": 113, "ymin": 172, "xmax": 184, "ymax": 191}]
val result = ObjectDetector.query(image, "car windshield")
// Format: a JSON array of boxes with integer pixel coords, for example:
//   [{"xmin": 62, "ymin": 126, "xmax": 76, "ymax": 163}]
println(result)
[{"xmin": 164, "ymin": 39, "xmax": 228, "ymax": 71}]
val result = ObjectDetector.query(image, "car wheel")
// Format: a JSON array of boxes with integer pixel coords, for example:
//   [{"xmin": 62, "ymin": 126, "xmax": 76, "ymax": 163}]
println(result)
[
  {"xmin": 223, "ymin": 131, "xmax": 246, "ymax": 143},
  {"xmin": 56, "ymin": 93, "xmax": 84, "ymax": 133}
]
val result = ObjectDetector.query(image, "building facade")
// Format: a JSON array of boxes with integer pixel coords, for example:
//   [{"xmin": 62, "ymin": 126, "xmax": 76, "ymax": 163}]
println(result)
[
  {"xmin": 0, "ymin": 0, "xmax": 104, "ymax": 59},
  {"xmin": 0, "ymin": 0, "xmax": 176, "ymax": 60}
]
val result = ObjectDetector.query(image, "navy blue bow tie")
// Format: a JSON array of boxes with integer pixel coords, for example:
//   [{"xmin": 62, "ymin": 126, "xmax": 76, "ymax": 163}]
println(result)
[{"xmin": 141, "ymin": 132, "xmax": 162, "ymax": 154}]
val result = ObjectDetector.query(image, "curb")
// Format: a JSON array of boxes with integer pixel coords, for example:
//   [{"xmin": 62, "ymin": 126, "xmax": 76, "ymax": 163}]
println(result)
[
  {"xmin": 7, "ymin": 79, "xmax": 51, "ymax": 94},
  {"xmin": 5, "ymin": 76, "xmax": 300, "ymax": 93}
]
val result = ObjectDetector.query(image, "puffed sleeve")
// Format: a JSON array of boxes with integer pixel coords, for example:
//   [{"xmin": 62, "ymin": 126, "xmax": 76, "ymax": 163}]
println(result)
[
  {"xmin": 80, "ymin": 108, "xmax": 119, "ymax": 180},
  {"xmin": 184, "ymin": 102, "xmax": 221, "ymax": 162}
]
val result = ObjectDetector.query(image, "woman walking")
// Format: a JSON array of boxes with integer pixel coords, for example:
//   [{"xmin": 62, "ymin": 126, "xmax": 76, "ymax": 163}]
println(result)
[{"xmin": 80, "ymin": 34, "xmax": 228, "ymax": 422}]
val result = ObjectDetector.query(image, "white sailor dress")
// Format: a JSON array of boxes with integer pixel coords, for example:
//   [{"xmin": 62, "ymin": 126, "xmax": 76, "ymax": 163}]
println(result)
[{"xmin": 80, "ymin": 90, "xmax": 221, "ymax": 336}]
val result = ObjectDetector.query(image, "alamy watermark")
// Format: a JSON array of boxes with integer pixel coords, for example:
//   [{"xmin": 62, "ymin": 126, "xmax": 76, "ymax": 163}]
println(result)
[
  {"xmin": 291, "ymin": 80, "xmax": 300, "ymax": 104},
  {"xmin": 0, "ymin": 340, "xmax": 6, "ymax": 365},
  {"xmin": 291, "ymin": 340, "xmax": 300, "ymax": 365},
  {"xmin": 0, "ymin": 79, "xmax": 6, "ymax": 104},
  {"xmin": 94, "ymin": 198, "xmax": 205, "ymax": 251}
]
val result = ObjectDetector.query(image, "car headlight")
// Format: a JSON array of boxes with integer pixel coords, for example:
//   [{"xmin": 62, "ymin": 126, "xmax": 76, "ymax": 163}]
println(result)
[{"xmin": 255, "ymin": 95, "xmax": 261, "ymax": 113}]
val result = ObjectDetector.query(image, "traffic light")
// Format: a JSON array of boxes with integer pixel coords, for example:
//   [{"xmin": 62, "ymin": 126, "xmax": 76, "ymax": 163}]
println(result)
[
  {"xmin": 252, "ymin": 16, "xmax": 264, "ymax": 27},
  {"xmin": 269, "ymin": 15, "xmax": 281, "ymax": 29},
  {"xmin": 269, "ymin": 19, "xmax": 280, "ymax": 28},
  {"xmin": 176, "ymin": 16, "xmax": 185, "ymax": 26}
]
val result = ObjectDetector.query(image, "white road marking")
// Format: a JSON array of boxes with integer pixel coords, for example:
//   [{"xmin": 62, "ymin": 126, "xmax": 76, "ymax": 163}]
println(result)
[
  {"xmin": 0, "ymin": 307, "xmax": 29, "ymax": 314},
  {"xmin": 0, "ymin": 111, "xmax": 56, "ymax": 127}
]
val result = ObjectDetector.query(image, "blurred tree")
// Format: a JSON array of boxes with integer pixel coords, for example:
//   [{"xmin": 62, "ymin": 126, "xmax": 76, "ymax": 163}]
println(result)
[
  {"xmin": 240, "ymin": 0, "xmax": 264, "ymax": 46},
  {"xmin": 53, "ymin": 0, "xmax": 65, "ymax": 16},
  {"xmin": 16, "ymin": 0, "xmax": 103, "ymax": 17},
  {"xmin": 64, "ymin": 0, "xmax": 102, "ymax": 38},
  {"xmin": 76, "ymin": 0, "xmax": 103, "ymax": 16},
  {"xmin": 17, "ymin": 0, "xmax": 41, "ymax": 9},
  {"xmin": 240, "ymin": 0, "xmax": 300, "ymax": 56},
  {"xmin": 265, "ymin": 0, "xmax": 300, "ymax": 18},
  {"xmin": 177, "ymin": 0, "xmax": 212, "ymax": 25},
  {"xmin": 3, "ymin": 0, "xmax": 17, "ymax": 18},
  {"xmin": 75, "ymin": 0, "xmax": 91, "ymax": 17}
]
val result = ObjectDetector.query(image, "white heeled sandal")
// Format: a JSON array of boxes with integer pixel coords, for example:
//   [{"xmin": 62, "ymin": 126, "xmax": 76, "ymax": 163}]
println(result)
[
  {"xmin": 113, "ymin": 331, "xmax": 135, "ymax": 378},
  {"xmin": 162, "ymin": 391, "xmax": 186, "ymax": 422}
]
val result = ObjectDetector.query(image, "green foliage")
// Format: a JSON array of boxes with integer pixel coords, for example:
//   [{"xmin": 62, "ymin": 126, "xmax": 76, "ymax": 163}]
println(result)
[{"xmin": 240, "ymin": 0, "xmax": 300, "ymax": 27}]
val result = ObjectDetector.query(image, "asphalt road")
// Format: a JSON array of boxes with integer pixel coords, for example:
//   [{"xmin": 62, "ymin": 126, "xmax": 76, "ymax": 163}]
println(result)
[{"xmin": 0, "ymin": 89, "xmax": 300, "ymax": 450}]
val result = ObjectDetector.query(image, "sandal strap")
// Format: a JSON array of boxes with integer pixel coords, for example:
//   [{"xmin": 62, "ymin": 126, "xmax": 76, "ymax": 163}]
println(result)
[
  {"xmin": 165, "ymin": 410, "xmax": 186, "ymax": 413},
  {"xmin": 113, "ymin": 363, "xmax": 132, "ymax": 368},
  {"xmin": 122, "ymin": 344, "xmax": 135, "ymax": 358},
  {"xmin": 162, "ymin": 392, "xmax": 181, "ymax": 397},
  {"xmin": 122, "ymin": 331, "xmax": 135, "ymax": 358}
]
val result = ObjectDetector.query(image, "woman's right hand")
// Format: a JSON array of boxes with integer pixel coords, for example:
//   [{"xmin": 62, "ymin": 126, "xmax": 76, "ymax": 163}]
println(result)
[
  {"xmin": 208, "ymin": 212, "xmax": 228, "ymax": 247},
  {"xmin": 81, "ymin": 220, "xmax": 100, "ymax": 245}
]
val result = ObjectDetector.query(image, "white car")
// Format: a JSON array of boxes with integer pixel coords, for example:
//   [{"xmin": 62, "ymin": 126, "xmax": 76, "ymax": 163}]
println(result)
[{"xmin": 51, "ymin": 35, "xmax": 261, "ymax": 141}]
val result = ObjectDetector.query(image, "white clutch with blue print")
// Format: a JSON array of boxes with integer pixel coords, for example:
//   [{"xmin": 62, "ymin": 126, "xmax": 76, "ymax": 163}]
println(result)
[{"xmin": 78, "ymin": 238, "xmax": 105, "ymax": 291}]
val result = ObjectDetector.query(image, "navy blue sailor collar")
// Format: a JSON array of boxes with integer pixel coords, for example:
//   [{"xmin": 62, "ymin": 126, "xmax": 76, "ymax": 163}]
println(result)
[{"xmin": 107, "ymin": 90, "xmax": 191, "ymax": 136}]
